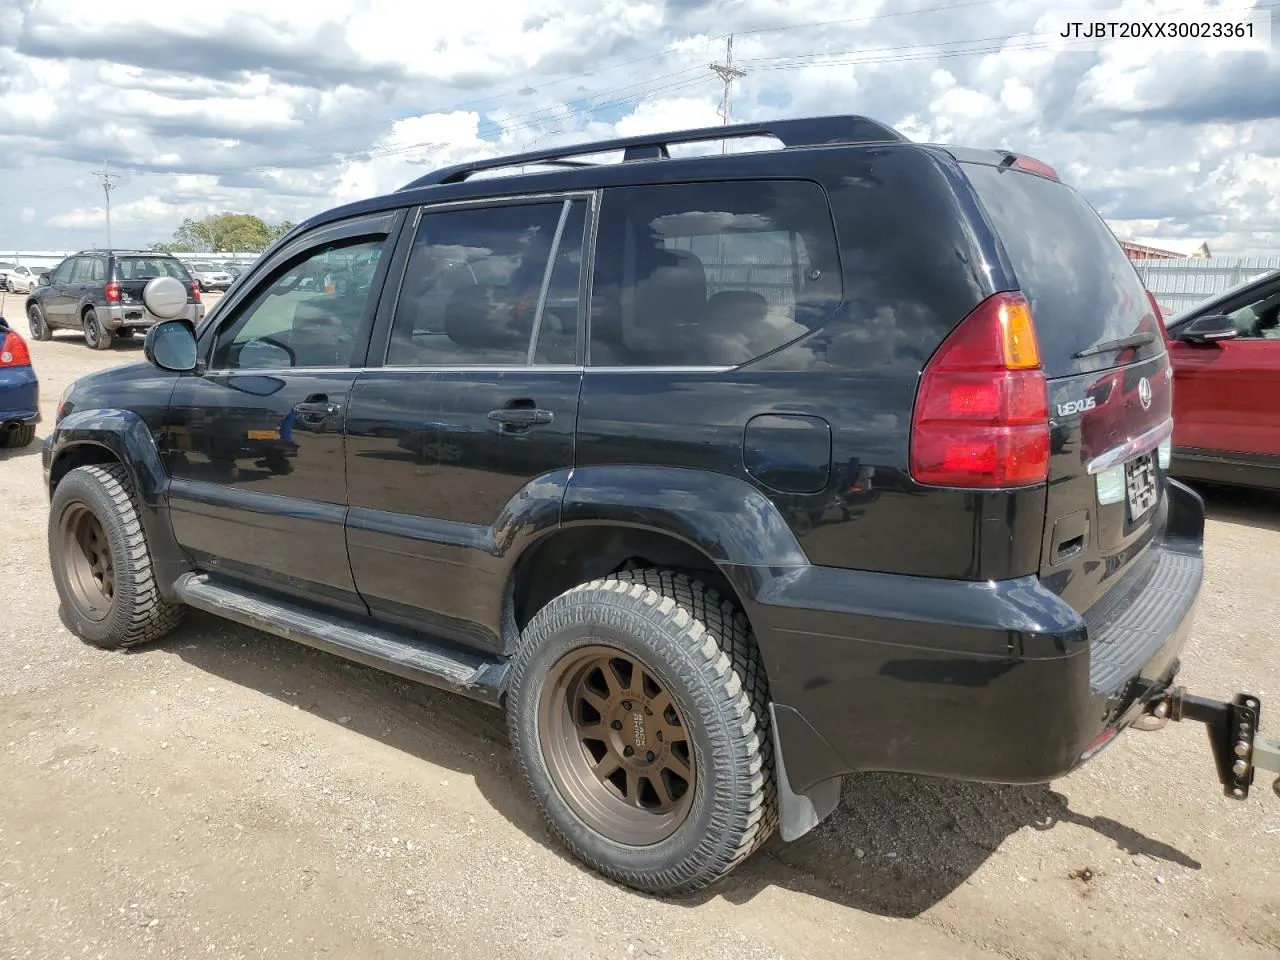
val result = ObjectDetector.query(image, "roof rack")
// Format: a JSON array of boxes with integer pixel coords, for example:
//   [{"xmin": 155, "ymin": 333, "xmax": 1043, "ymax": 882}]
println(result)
[
  {"xmin": 399, "ymin": 114, "xmax": 906, "ymax": 190},
  {"xmin": 72, "ymin": 248, "xmax": 164, "ymax": 256}
]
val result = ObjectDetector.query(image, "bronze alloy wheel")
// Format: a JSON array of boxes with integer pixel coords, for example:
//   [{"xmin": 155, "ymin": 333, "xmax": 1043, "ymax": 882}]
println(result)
[
  {"xmin": 59, "ymin": 503, "xmax": 116, "ymax": 623},
  {"xmin": 539, "ymin": 645, "xmax": 696, "ymax": 845}
]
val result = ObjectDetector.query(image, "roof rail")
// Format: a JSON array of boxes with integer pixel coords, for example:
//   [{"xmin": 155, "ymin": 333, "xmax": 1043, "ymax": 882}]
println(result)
[
  {"xmin": 73, "ymin": 248, "xmax": 158, "ymax": 255},
  {"xmin": 399, "ymin": 114, "xmax": 907, "ymax": 190}
]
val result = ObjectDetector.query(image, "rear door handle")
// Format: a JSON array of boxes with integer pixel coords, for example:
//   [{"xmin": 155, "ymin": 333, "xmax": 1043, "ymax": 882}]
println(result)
[
  {"xmin": 488, "ymin": 407, "xmax": 554, "ymax": 428},
  {"xmin": 295, "ymin": 396, "xmax": 340, "ymax": 421}
]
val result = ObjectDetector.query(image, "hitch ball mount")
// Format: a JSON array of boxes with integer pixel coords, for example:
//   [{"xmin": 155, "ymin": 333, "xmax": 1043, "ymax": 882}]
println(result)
[{"xmin": 1144, "ymin": 687, "xmax": 1280, "ymax": 800}]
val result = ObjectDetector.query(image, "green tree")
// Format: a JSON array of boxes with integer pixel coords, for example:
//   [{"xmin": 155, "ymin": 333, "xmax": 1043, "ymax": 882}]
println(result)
[
  {"xmin": 269, "ymin": 220, "xmax": 296, "ymax": 243},
  {"xmin": 156, "ymin": 213, "xmax": 295, "ymax": 254}
]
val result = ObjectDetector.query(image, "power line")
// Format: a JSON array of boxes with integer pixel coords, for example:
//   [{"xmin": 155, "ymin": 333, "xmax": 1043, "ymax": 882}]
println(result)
[
  {"xmin": 350, "ymin": 71, "xmax": 713, "ymax": 166},
  {"xmin": 709, "ymin": 34, "xmax": 747, "ymax": 153},
  {"xmin": 726, "ymin": 0, "xmax": 1017, "ymax": 40},
  {"xmin": 244, "ymin": 2, "xmax": 1020, "ymax": 174}
]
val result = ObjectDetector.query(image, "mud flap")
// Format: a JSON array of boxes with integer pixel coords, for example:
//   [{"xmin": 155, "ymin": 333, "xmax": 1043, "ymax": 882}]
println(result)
[{"xmin": 768, "ymin": 704, "xmax": 843, "ymax": 841}]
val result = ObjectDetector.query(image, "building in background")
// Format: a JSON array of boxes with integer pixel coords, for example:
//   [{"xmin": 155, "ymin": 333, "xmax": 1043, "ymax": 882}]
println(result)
[{"xmin": 1119, "ymin": 238, "xmax": 1212, "ymax": 261}]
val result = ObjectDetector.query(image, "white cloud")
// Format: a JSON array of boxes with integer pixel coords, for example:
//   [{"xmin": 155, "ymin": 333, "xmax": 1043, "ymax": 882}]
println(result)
[
  {"xmin": 0, "ymin": 0, "xmax": 1276, "ymax": 256},
  {"xmin": 20, "ymin": 207, "xmax": 35, "ymax": 223}
]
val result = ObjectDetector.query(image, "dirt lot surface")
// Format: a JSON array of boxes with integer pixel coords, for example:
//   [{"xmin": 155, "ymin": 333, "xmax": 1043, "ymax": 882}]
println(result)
[{"xmin": 2, "ymin": 290, "xmax": 1279, "ymax": 960}]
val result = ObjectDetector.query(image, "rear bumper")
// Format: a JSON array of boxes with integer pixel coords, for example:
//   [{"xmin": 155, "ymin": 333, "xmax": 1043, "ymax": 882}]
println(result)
[
  {"xmin": 730, "ymin": 479, "xmax": 1205, "ymax": 811},
  {"xmin": 0, "ymin": 365, "xmax": 40, "ymax": 424},
  {"xmin": 100, "ymin": 302, "xmax": 205, "ymax": 330}
]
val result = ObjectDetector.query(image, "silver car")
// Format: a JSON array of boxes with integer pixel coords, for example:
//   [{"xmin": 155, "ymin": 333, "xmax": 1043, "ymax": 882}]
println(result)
[
  {"xmin": 4, "ymin": 265, "xmax": 47, "ymax": 294},
  {"xmin": 187, "ymin": 261, "xmax": 234, "ymax": 291}
]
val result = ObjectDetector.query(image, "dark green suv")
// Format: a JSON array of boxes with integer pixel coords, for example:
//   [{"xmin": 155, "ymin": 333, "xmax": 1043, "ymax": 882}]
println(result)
[{"xmin": 26, "ymin": 250, "xmax": 204, "ymax": 349}]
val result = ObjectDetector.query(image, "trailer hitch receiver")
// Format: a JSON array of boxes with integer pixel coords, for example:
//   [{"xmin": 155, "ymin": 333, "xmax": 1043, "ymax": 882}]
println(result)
[{"xmin": 1145, "ymin": 687, "xmax": 1280, "ymax": 800}]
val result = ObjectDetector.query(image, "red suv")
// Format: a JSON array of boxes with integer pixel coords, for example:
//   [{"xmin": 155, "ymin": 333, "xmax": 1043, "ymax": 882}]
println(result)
[{"xmin": 1163, "ymin": 267, "xmax": 1280, "ymax": 491}]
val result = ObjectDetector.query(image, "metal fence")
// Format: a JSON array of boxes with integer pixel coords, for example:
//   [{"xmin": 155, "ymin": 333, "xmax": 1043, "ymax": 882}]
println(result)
[
  {"xmin": 1133, "ymin": 256, "xmax": 1280, "ymax": 317},
  {"xmin": 0, "ymin": 250, "xmax": 263, "ymax": 271}
]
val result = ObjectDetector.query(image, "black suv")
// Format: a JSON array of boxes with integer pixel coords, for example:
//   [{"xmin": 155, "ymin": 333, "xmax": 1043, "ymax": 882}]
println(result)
[
  {"xmin": 41, "ymin": 116, "xmax": 1271, "ymax": 895},
  {"xmin": 26, "ymin": 249, "xmax": 204, "ymax": 350}
]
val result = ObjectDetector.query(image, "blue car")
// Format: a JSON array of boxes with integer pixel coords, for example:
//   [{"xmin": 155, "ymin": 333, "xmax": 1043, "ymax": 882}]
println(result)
[{"xmin": 0, "ymin": 315, "xmax": 39, "ymax": 449}]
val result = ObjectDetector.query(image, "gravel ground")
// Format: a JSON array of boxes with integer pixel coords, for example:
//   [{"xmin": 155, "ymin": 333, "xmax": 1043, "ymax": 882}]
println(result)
[{"xmin": 2, "ymin": 289, "xmax": 1278, "ymax": 960}]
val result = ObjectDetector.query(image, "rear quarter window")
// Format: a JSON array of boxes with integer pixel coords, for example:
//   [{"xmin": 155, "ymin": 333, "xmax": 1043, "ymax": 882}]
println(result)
[
  {"xmin": 962, "ymin": 163, "xmax": 1164, "ymax": 379},
  {"xmin": 588, "ymin": 180, "xmax": 843, "ymax": 367}
]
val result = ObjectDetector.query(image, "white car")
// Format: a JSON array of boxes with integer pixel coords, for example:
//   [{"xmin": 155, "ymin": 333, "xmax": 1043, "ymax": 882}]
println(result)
[
  {"xmin": 186, "ymin": 262, "xmax": 234, "ymax": 291},
  {"xmin": 3, "ymin": 265, "xmax": 47, "ymax": 294}
]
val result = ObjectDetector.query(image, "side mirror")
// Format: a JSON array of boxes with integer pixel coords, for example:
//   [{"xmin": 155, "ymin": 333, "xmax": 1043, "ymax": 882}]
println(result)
[
  {"xmin": 1180, "ymin": 313, "xmax": 1239, "ymax": 344},
  {"xmin": 37, "ymin": 274, "xmax": 50, "ymax": 286},
  {"xmin": 143, "ymin": 319, "xmax": 198, "ymax": 373}
]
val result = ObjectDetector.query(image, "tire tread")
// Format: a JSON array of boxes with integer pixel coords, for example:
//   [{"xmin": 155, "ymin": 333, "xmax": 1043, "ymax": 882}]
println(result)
[
  {"xmin": 53, "ymin": 464, "xmax": 184, "ymax": 648},
  {"xmin": 0, "ymin": 424, "xmax": 36, "ymax": 449},
  {"xmin": 509, "ymin": 567, "xmax": 778, "ymax": 894}
]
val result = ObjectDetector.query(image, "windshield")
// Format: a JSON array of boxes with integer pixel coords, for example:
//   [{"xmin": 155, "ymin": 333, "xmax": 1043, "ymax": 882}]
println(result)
[{"xmin": 117, "ymin": 258, "xmax": 189, "ymax": 280}]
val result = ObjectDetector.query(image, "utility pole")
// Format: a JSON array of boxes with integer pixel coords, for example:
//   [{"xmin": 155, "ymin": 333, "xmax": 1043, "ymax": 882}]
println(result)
[
  {"xmin": 92, "ymin": 162, "xmax": 121, "ymax": 249},
  {"xmin": 709, "ymin": 34, "xmax": 747, "ymax": 154}
]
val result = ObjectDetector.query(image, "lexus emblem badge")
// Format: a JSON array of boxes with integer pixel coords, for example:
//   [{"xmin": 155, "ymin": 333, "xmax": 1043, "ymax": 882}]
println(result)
[{"xmin": 1138, "ymin": 377, "xmax": 1152, "ymax": 410}]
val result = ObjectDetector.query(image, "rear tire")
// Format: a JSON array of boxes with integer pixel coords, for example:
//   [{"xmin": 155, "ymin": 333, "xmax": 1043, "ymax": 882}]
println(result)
[
  {"xmin": 83, "ymin": 309, "xmax": 112, "ymax": 350},
  {"xmin": 27, "ymin": 303, "xmax": 52, "ymax": 341},
  {"xmin": 507, "ymin": 568, "xmax": 777, "ymax": 895},
  {"xmin": 0, "ymin": 423, "xmax": 36, "ymax": 448},
  {"xmin": 49, "ymin": 464, "xmax": 185, "ymax": 649}
]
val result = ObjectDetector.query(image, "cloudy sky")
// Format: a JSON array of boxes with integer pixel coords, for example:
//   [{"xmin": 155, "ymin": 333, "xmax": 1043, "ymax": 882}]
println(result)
[{"xmin": 0, "ymin": 0, "xmax": 1277, "ymax": 255}]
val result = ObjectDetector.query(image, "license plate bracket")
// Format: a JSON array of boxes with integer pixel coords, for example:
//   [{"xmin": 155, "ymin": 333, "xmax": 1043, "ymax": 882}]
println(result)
[{"xmin": 1125, "ymin": 452, "xmax": 1158, "ymax": 520}]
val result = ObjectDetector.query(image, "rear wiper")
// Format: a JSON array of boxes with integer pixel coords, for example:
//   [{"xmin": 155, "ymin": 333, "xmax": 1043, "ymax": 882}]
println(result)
[{"xmin": 1073, "ymin": 331, "xmax": 1157, "ymax": 358}]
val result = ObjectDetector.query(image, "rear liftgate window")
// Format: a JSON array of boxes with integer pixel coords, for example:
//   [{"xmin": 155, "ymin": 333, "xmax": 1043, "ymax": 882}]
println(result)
[
  {"xmin": 589, "ymin": 180, "xmax": 843, "ymax": 367},
  {"xmin": 962, "ymin": 162, "xmax": 1164, "ymax": 379}
]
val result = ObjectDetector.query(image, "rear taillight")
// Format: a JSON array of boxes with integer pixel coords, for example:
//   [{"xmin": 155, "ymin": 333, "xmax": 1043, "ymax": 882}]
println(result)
[
  {"xmin": 0, "ymin": 330, "xmax": 31, "ymax": 367},
  {"xmin": 910, "ymin": 291, "xmax": 1050, "ymax": 489},
  {"xmin": 191, "ymin": 283, "xmax": 201, "ymax": 303},
  {"xmin": 1147, "ymin": 290, "xmax": 1170, "ymax": 348},
  {"xmin": 1145, "ymin": 290, "xmax": 1164, "ymax": 323},
  {"xmin": 105, "ymin": 280, "xmax": 121, "ymax": 303}
]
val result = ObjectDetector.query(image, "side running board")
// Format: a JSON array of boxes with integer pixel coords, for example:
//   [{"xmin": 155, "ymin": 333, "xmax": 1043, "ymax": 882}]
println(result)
[{"xmin": 173, "ymin": 573, "xmax": 508, "ymax": 705}]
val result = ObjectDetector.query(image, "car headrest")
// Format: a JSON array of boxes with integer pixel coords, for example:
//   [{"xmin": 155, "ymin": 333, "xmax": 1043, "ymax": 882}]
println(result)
[
  {"xmin": 627, "ymin": 249, "xmax": 707, "ymax": 352},
  {"xmin": 704, "ymin": 290, "xmax": 768, "ymax": 324},
  {"xmin": 445, "ymin": 285, "xmax": 532, "ymax": 350}
]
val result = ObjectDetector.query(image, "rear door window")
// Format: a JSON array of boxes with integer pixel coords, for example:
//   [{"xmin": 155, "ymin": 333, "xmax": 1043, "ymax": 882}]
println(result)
[
  {"xmin": 387, "ymin": 197, "xmax": 587, "ymax": 367},
  {"xmin": 69, "ymin": 258, "xmax": 97, "ymax": 284},
  {"xmin": 962, "ymin": 163, "xmax": 1164, "ymax": 379},
  {"xmin": 589, "ymin": 180, "xmax": 843, "ymax": 367}
]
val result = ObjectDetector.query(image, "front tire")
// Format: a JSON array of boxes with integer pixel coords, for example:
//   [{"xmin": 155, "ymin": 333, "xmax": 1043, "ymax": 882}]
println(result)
[
  {"xmin": 83, "ymin": 309, "xmax": 112, "ymax": 350},
  {"xmin": 49, "ymin": 464, "xmax": 185, "ymax": 649},
  {"xmin": 27, "ymin": 303, "xmax": 52, "ymax": 341},
  {"xmin": 507, "ymin": 569, "xmax": 777, "ymax": 895}
]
